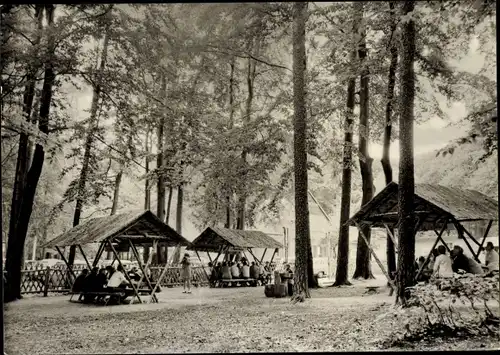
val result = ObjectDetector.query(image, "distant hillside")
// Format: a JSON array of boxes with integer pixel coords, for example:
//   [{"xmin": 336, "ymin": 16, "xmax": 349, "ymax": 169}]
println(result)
[{"xmin": 372, "ymin": 138, "xmax": 497, "ymax": 198}]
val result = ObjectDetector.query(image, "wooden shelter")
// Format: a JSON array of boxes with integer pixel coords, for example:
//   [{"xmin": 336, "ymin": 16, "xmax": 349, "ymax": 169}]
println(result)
[
  {"xmin": 42, "ymin": 210, "xmax": 191, "ymax": 304},
  {"xmin": 186, "ymin": 227, "xmax": 283, "ymax": 267},
  {"xmin": 346, "ymin": 182, "xmax": 498, "ymax": 288}
]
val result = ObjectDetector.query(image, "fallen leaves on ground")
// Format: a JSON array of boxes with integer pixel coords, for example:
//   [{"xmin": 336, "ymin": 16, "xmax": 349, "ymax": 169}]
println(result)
[{"xmin": 4, "ymin": 286, "xmax": 499, "ymax": 354}]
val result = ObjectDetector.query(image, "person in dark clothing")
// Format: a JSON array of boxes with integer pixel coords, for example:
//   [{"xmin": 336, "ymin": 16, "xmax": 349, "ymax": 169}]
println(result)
[
  {"xmin": 127, "ymin": 267, "xmax": 141, "ymax": 282},
  {"xmin": 96, "ymin": 268, "xmax": 108, "ymax": 290},
  {"xmin": 82, "ymin": 267, "xmax": 99, "ymax": 303},
  {"xmin": 72, "ymin": 269, "xmax": 89, "ymax": 301},
  {"xmin": 451, "ymin": 245, "xmax": 471, "ymax": 273}
]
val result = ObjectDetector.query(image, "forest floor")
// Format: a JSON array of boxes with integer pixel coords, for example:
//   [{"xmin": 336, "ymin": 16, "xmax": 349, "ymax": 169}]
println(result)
[{"xmin": 4, "ymin": 280, "xmax": 500, "ymax": 354}]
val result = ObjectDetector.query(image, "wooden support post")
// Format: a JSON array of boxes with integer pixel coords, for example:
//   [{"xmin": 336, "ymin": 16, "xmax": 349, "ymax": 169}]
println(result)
[
  {"xmin": 206, "ymin": 251, "xmax": 213, "ymax": 264},
  {"xmin": 136, "ymin": 241, "xmax": 155, "ymax": 297},
  {"xmin": 150, "ymin": 244, "xmax": 179, "ymax": 302},
  {"xmin": 247, "ymin": 248, "xmax": 259, "ymax": 262},
  {"xmin": 458, "ymin": 224, "xmax": 482, "ymax": 247},
  {"xmin": 269, "ymin": 248, "xmax": 278, "ymax": 264},
  {"xmin": 195, "ymin": 250, "xmax": 210, "ymax": 283},
  {"xmin": 77, "ymin": 244, "xmax": 92, "ymax": 270},
  {"xmin": 43, "ymin": 266, "xmax": 51, "ymax": 297},
  {"xmin": 383, "ymin": 224, "xmax": 398, "ymax": 249},
  {"xmin": 434, "ymin": 228, "xmax": 452, "ymax": 254},
  {"xmin": 353, "ymin": 222, "xmax": 396, "ymax": 290},
  {"xmin": 260, "ymin": 248, "xmax": 267, "ymax": 263},
  {"xmin": 452, "ymin": 221, "xmax": 480, "ymax": 263},
  {"xmin": 108, "ymin": 240, "xmax": 142, "ymax": 304},
  {"xmin": 475, "ymin": 220, "xmax": 493, "ymax": 258},
  {"xmin": 55, "ymin": 246, "xmax": 77, "ymax": 279},
  {"xmin": 415, "ymin": 221, "xmax": 448, "ymax": 281},
  {"xmin": 93, "ymin": 242, "xmax": 105, "ymax": 268},
  {"xmin": 212, "ymin": 245, "xmax": 225, "ymax": 266},
  {"xmin": 129, "ymin": 239, "xmax": 157, "ymax": 303}
]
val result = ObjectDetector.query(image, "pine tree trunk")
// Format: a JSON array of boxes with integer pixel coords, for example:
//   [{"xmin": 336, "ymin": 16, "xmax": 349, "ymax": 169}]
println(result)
[
  {"xmin": 382, "ymin": 1, "xmax": 398, "ymax": 278},
  {"xmin": 397, "ymin": 0, "xmax": 417, "ymax": 306},
  {"xmin": 237, "ymin": 54, "xmax": 256, "ymax": 230},
  {"xmin": 110, "ymin": 170, "xmax": 123, "ymax": 215},
  {"xmin": 156, "ymin": 74, "xmax": 167, "ymax": 264},
  {"xmin": 353, "ymin": 2, "xmax": 375, "ymax": 280},
  {"xmin": 176, "ymin": 184, "xmax": 183, "ymax": 234},
  {"xmin": 291, "ymin": 1, "xmax": 311, "ymax": 302},
  {"xmin": 144, "ymin": 128, "xmax": 151, "ymax": 211},
  {"xmin": 6, "ymin": 5, "xmax": 44, "ymax": 271},
  {"xmin": 69, "ymin": 28, "xmax": 111, "ymax": 268},
  {"xmin": 166, "ymin": 186, "xmax": 173, "ymax": 225},
  {"xmin": 226, "ymin": 57, "xmax": 235, "ymax": 228},
  {"xmin": 334, "ymin": 63, "xmax": 356, "ymax": 286},
  {"xmin": 4, "ymin": 5, "xmax": 55, "ymax": 303}
]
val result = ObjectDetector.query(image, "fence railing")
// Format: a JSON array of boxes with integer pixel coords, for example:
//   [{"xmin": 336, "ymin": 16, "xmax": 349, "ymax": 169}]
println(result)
[{"xmin": 6, "ymin": 265, "xmax": 210, "ymax": 296}]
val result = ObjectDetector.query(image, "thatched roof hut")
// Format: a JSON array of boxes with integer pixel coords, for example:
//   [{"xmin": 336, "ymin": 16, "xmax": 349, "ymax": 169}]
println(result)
[
  {"xmin": 43, "ymin": 210, "xmax": 191, "ymax": 248},
  {"xmin": 186, "ymin": 227, "xmax": 283, "ymax": 253},
  {"xmin": 347, "ymin": 182, "xmax": 498, "ymax": 231}
]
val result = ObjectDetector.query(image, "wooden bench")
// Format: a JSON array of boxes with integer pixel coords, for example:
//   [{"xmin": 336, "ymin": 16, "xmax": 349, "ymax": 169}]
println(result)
[{"xmin": 69, "ymin": 291, "xmax": 127, "ymax": 305}]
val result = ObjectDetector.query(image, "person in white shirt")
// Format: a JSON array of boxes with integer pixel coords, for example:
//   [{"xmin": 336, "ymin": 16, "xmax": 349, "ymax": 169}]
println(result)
[
  {"xmin": 433, "ymin": 245, "xmax": 454, "ymax": 278},
  {"xmin": 485, "ymin": 242, "xmax": 499, "ymax": 272},
  {"xmin": 107, "ymin": 265, "xmax": 129, "ymax": 288},
  {"xmin": 241, "ymin": 261, "xmax": 250, "ymax": 279}
]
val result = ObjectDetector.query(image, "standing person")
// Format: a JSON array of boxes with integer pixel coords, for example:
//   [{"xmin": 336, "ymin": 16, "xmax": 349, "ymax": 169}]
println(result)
[
  {"xmin": 484, "ymin": 242, "xmax": 499, "ymax": 272},
  {"xmin": 181, "ymin": 253, "xmax": 192, "ymax": 294},
  {"xmin": 432, "ymin": 245, "xmax": 454, "ymax": 278}
]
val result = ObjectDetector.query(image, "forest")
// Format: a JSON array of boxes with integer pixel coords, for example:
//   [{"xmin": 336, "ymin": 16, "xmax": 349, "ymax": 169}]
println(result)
[{"xmin": 1, "ymin": 2, "xmax": 497, "ymax": 303}]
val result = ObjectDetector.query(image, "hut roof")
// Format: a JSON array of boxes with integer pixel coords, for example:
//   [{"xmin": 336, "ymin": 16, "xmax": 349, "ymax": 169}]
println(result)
[
  {"xmin": 186, "ymin": 227, "xmax": 283, "ymax": 253},
  {"xmin": 347, "ymin": 182, "xmax": 498, "ymax": 231},
  {"xmin": 42, "ymin": 210, "xmax": 191, "ymax": 248}
]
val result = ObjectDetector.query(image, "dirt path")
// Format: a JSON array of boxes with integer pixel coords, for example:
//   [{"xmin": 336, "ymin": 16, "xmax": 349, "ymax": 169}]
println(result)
[{"xmin": 5, "ymin": 285, "xmax": 498, "ymax": 354}]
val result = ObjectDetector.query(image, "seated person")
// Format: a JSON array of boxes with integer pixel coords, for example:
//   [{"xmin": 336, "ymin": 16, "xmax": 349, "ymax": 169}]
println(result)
[
  {"xmin": 230, "ymin": 261, "xmax": 241, "ymax": 278},
  {"xmin": 82, "ymin": 267, "xmax": 99, "ymax": 303},
  {"xmin": 452, "ymin": 246, "xmax": 483, "ymax": 275},
  {"xmin": 241, "ymin": 261, "xmax": 250, "ymax": 279},
  {"xmin": 250, "ymin": 261, "xmax": 260, "ymax": 280},
  {"xmin": 216, "ymin": 262, "xmax": 223, "ymax": 280},
  {"xmin": 107, "ymin": 265, "xmax": 130, "ymax": 290},
  {"xmin": 221, "ymin": 262, "xmax": 232, "ymax": 279},
  {"xmin": 72, "ymin": 269, "xmax": 89, "ymax": 293},
  {"xmin": 485, "ymin": 242, "xmax": 499, "ymax": 272},
  {"xmin": 128, "ymin": 267, "xmax": 141, "ymax": 282},
  {"xmin": 96, "ymin": 268, "xmax": 108, "ymax": 290},
  {"xmin": 433, "ymin": 245, "xmax": 454, "ymax": 278},
  {"xmin": 105, "ymin": 265, "xmax": 115, "ymax": 278},
  {"xmin": 72, "ymin": 269, "xmax": 89, "ymax": 301}
]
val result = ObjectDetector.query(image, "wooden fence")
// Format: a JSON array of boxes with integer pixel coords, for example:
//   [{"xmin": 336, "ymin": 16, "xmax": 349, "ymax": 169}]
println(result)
[{"xmin": 6, "ymin": 264, "xmax": 210, "ymax": 296}]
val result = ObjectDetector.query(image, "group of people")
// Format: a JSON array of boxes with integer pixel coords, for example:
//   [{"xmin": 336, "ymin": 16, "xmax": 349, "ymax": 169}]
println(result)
[
  {"xmin": 416, "ymin": 242, "xmax": 499, "ymax": 281},
  {"xmin": 72, "ymin": 264, "xmax": 142, "ymax": 303},
  {"xmin": 208, "ymin": 259, "xmax": 275, "ymax": 286}
]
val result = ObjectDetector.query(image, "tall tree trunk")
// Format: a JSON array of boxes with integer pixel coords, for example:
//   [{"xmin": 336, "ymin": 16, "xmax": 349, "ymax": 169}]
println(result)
[
  {"xmin": 68, "ymin": 27, "xmax": 111, "ymax": 268},
  {"xmin": 7, "ymin": 5, "xmax": 44, "ymax": 267},
  {"xmin": 5, "ymin": 5, "xmax": 55, "ymax": 303},
  {"xmin": 353, "ymin": 2, "xmax": 375, "ymax": 280},
  {"xmin": 166, "ymin": 186, "xmax": 173, "ymax": 225},
  {"xmin": 237, "ymin": 53, "xmax": 257, "ymax": 230},
  {"xmin": 397, "ymin": 0, "xmax": 417, "ymax": 306},
  {"xmin": 225, "ymin": 57, "xmax": 235, "ymax": 228},
  {"xmin": 176, "ymin": 184, "xmax": 183, "ymax": 234},
  {"xmin": 333, "ymin": 57, "xmax": 357, "ymax": 285},
  {"xmin": 110, "ymin": 169, "xmax": 123, "ymax": 215},
  {"xmin": 382, "ymin": 1, "xmax": 399, "ymax": 278},
  {"xmin": 143, "ymin": 128, "xmax": 152, "ymax": 262},
  {"xmin": 156, "ymin": 74, "xmax": 167, "ymax": 264},
  {"xmin": 170, "ymin": 184, "xmax": 184, "ymax": 265},
  {"xmin": 291, "ymin": 1, "xmax": 311, "ymax": 302},
  {"xmin": 144, "ymin": 128, "xmax": 151, "ymax": 211}
]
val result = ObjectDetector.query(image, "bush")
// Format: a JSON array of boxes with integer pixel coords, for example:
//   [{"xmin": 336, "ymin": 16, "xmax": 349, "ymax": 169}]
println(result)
[{"xmin": 378, "ymin": 274, "xmax": 499, "ymax": 347}]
